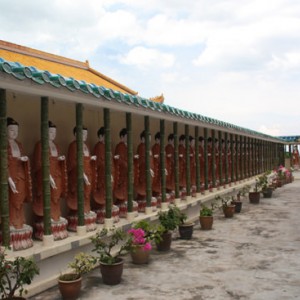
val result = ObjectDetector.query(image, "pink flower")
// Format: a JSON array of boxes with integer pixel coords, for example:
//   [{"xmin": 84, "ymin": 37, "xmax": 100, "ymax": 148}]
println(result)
[
  {"xmin": 143, "ymin": 243, "xmax": 152, "ymax": 251},
  {"xmin": 128, "ymin": 228, "xmax": 148, "ymax": 245}
]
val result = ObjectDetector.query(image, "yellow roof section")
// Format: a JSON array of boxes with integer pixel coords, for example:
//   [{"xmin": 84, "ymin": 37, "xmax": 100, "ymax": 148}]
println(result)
[{"xmin": 0, "ymin": 40, "xmax": 137, "ymax": 95}]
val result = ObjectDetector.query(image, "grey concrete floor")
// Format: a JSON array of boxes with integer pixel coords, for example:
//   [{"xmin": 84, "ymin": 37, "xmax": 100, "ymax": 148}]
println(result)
[{"xmin": 31, "ymin": 173, "xmax": 300, "ymax": 300}]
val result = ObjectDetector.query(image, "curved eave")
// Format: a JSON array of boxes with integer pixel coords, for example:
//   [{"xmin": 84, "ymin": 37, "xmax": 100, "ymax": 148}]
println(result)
[{"xmin": 0, "ymin": 58, "xmax": 284, "ymax": 143}]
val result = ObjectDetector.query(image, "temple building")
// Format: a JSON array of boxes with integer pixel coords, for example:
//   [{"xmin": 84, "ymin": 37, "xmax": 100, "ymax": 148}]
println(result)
[{"xmin": 0, "ymin": 40, "xmax": 289, "ymax": 296}]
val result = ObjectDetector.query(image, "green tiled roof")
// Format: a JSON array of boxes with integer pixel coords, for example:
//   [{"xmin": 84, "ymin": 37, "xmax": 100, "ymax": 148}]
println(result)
[
  {"xmin": 0, "ymin": 57, "xmax": 285, "ymax": 142},
  {"xmin": 278, "ymin": 136, "xmax": 300, "ymax": 142}
]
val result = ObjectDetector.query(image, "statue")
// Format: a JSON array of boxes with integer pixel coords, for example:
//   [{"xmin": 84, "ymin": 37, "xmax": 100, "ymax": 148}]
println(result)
[
  {"xmin": 152, "ymin": 132, "xmax": 161, "ymax": 197},
  {"xmin": 66, "ymin": 126, "xmax": 97, "ymax": 231},
  {"xmin": 189, "ymin": 136, "xmax": 196, "ymax": 187},
  {"xmin": 221, "ymin": 139, "xmax": 226, "ymax": 183},
  {"xmin": 7, "ymin": 117, "xmax": 33, "ymax": 250},
  {"xmin": 93, "ymin": 127, "xmax": 109, "ymax": 207},
  {"xmin": 165, "ymin": 134, "xmax": 175, "ymax": 193},
  {"xmin": 198, "ymin": 136, "xmax": 205, "ymax": 187},
  {"xmin": 227, "ymin": 140, "xmax": 232, "ymax": 182},
  {"xmin": 113, "ymin": 128, "xmax": 128, "ymax": 203},
  {"xmin": 93, "ymin": 127, "xmax": 119, "ymax": 224},
  {"xmin": 7, "ymin": 117, "xmax": 32, "ymax": 229},
  {"xmin": 292, "ymin": 145, "xmax": 299, "ymax": 168},
  {"xmin": 214, "ymin": 138, "xmax": 220, "ymax": 185},
  {"xmin": 134, "ymin": 130, "xmax": 154, "ymax": 200},
  {"xmin": 178, "ymin": 134, "xmax": 186, "ymax": 189},
  {"xmin": 207, "ymin": 137, "xmax": 213, "ymax": 184},
  {"xmin": 33, "ymin": 121, "xmax": 67, "ymax": 222}
]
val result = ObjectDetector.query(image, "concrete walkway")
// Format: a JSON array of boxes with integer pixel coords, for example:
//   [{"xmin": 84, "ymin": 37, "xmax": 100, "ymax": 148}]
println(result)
[{"xmin": 31, "ymin": 173, "xmax": 300, "ymax": 300}]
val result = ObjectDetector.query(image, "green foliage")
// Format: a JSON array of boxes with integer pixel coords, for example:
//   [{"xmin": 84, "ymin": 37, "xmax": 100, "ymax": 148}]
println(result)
[
  {"xmin": 132, "ymin": 220, "xmax": 164, "ymax": 245},
  {"xmin": 158, "ymin": 205, "xmax": 182, "ymax": 232},
  {"xmin": 215, "ymin": 195, "xmax": 232, "ymax": 208},
  {"xmin": 59, "ymin": 252, "xmax": 95, "ymax": 281},
  {"xmin": 238, "ymin": 185, "xmax": 251, "ymax": 197},
  {"xmin": 90, "ymin": 227, "xmax": 129, "ymax": 265},
  {"xmin": 200, "ymin": 202, "xmax": 217, "ymax": 217},
  {"xmin": 255, "ymin": 174, "xmax": 268, "ymax": 192},
  {"xmin": 0, "ymin": 250, "xmax": 39, "ymax": 299}
]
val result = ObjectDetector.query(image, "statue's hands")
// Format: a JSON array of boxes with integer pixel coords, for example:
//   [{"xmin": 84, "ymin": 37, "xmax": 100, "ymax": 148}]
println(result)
[
  {"xmin": 58, "ymin": 155, "xmax": 65, "ymax": 161},
  {"xmin": 150, "ymin": 169, "xmax": 154, "ymax": 177},
  {"xmin": 154, "ymin": 154, "xmax": 159, "ymax": 159},
  {"xmin": 167, "ymin": 154, "xmax": 172, "ymax": 158},
  {"xmin": 134, "ymin": 155, "xmax": 139, "ymax": 159},
  {"xmin": 114, "ymin": 155, "xmax": 120, "ymax": 160},
  {"xmin": 179, "ymin": 154, "xmax": 183, "ymax": 158},
  {"xmin": 91, "ymin": 155, "xmax": 97, "ymax": 161},
  {"xmin": 20, "ymin": 156, "xmax": 28, "ymax": 162},
  {"xmin": 8, "ymin": 177, "xmax": 18, "ymax": 193},
  {"xmin": 50, "ymin": 175, "xmax": 57, "ymax": 189},
  {"xmin": 83, "ymin": 173, "xmax": 91, "ymax": 185}
]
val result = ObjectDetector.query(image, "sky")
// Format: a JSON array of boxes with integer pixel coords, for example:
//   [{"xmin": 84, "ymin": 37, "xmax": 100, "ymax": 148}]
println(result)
[{"xmin": 1, "ymin": 0, "xmax": 300, "ymax": 136}]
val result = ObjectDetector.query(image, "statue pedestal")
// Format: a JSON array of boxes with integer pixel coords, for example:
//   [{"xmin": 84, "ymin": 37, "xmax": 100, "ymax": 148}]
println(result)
[
  {"xmin": 94, "ymin": 205, "xmax": 120, "ymax": 224},
  {"xmin": 180, "ymin": 189, "xmax": 187, "ymax": 200},
  {"xmin": 191, "ymin": 185, "xmax": 197, "ymax": 197},
  {"xmin": 137, "ymin": 197, "xmax": 158, "ymax": 213},
  {"xmin": 157, "ymin": 193, "xmax": 172, "ymax": 208},
  {"xmin": 117, "ymin": 200, "xmax": 138, "ymax": 218},
  {"xmin": 2, "ymin": 224, "xmax": 34, "ymax": 251},
  {"xmin": 67, "ymin": 211, "xmax": 97, "ymax": 232},
  {"xmin": 34, "ymin": 217, "xmax": 68, "ymax": 241},
  {"xmin": 174, "ymin": 198, "xmax": 181, "ymax": 205}
]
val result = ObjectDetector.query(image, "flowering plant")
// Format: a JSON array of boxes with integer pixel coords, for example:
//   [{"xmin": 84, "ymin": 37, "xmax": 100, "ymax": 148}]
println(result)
[
  {"xmin": 127, "ymin": 228, "xmax": 152, "ymax": 252},
  {"xmin": 0, "ymin": 250, "xmax": 39, "ymax": 299}
]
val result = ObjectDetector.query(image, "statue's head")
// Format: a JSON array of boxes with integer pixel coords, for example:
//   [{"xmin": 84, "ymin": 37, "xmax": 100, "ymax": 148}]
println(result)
[{"xmin": 7, "ymin": 117, "xmax": 19, "ymax": 140}]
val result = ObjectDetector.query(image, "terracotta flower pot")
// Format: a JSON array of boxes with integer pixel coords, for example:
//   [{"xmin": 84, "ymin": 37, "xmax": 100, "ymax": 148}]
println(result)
[
  {"xmin": 58, "ymin": 275, "xmax": 82, "ymax": 300},
  {"xmin": 130, "ymin": 245, "xmax": 150, "ymax": 264},
  {"xmin": 223, "ymin": 205, "xmax": 235, "ymax": 218},
  {"xmin": 100, "ymin": 258, "xmax": 124, "ymax": 285},
  {"xmin": 199, "ymin": 216, "xmax": 213, "ymax": 230}
]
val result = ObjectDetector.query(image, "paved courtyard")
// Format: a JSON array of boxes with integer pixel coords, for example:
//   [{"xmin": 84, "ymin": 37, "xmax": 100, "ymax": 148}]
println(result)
[{"xmin": 31, "ymin": 173, "xmax": 300, "ymax": 300}]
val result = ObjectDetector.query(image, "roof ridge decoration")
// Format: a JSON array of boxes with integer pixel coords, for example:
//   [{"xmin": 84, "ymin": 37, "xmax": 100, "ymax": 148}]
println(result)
[{"xmin": 0, "ymin": 56, "xmax": 284, "ymax": 142}]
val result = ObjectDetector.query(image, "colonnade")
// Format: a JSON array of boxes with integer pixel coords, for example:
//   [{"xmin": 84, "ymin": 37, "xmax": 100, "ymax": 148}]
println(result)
[{"xmin": 0, "ymin": 91, "xmax": 285, "ymax": 247}]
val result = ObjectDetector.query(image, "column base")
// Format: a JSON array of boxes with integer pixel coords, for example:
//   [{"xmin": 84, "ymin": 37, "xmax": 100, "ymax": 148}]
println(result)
[
  {"xmin": 43, "ymin": 234, "xmax": 54, "ymax": 247},
  {"xmin": 76, "ymin": 225, "xmax": 87, "ymax": 236},
  {"xmin": 161, "ymin": 202, "xmax": 169, "ymax": 210}
]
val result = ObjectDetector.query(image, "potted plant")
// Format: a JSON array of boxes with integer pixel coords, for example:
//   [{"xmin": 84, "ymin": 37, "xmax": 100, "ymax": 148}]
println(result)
[
  {"xmin": 177, "ymin": 210, "xmax": 194, "ymax": 240},
  {"xmin": 90, "ymin": 227, "xmax": 129, "ymax": 285},
  {"xmin": 199, "ymin": 202, "xmax": 215, "ymax": 230},
  {"xmin": 231, "ymin": 194, "xmax": 242, "ymax": 213},
  {"xmin": 0, "ymin": 250, "xmax": 39, "ymax": 300},
  {"xmin": 260, "ymin": 171, "xmax": 274, "ymax": 198},
  {"xmin": 126, "ymin": 228, "xmax": 152, "ymax": 264},
  {"xmin": 216, "ymin": 195, "xmax": 235, "ymax": 218},
  {"xmin": 58, "ymin": 252, "xmax": 95, "ymax": 300},
  {"xmin": 156, "ymin": 205, "xmax": 182, "ymax": 251},
  {"xmin": 249, "ymin": 176, "xmax": 264, "ymax": 204}
]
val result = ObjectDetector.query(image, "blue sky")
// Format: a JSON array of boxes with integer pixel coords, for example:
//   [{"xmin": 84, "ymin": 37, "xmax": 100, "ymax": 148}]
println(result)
[{"xmin": 1, "ymin": 0, "xmax": 300, "ymax": 136}]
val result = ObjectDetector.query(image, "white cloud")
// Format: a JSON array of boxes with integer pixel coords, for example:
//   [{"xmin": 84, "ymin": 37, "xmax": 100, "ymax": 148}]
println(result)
[
  {"xmin": 258, "ymin": 125, "xmax": 282, "ymax": 136},
  {"xmin": 118, "ymin": 46, "xmax": 175, "ymax": 69},
  {"xmin": 1, "ymin": 0, "xmax": 300, "ymax": 136}
]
